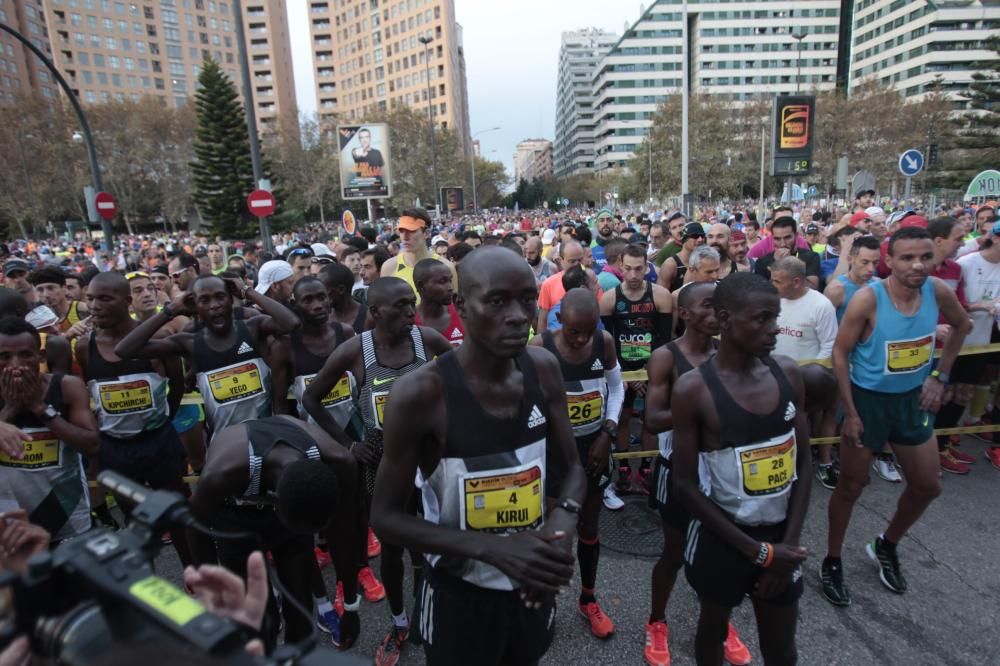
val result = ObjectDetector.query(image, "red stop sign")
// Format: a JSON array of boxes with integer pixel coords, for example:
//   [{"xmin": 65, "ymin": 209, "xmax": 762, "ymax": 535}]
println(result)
[
  {"xmin": 94, "ymin": 191, "xmax": 117, "ymax": 220},
  {"xmin": 247, "ymin": 189, "xmax": 276, "ymax": 218}
]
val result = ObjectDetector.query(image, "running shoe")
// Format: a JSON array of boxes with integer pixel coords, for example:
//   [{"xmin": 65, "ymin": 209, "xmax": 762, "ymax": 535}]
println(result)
[
  {"xmin": 358, "ymin": 566, "xmax": 386, "ymax": 602},
  {"xmin": 644, "ymin": 620, "xmax": 670, "ymax": 666},
  {"xmin": 815, "ymin": 463, "xmax": 839, "ymax": 490},
  {"xmin": 335, "ymin": 581, "xmax": 344, "ymax": 615},
  {"xmin": 948, "ymin": 445, "xmax": 976, "ymax": 465},
  {"xmin": 616, "ymin": 465, "xmax": 633, "ymax": 494},
  {"xmin": 314, "ymin": 546, "xmax": 332, "ymax": 569},
  {"xmin": 636, "ymin": 466, "xmax": 652, "ymax": 496},
  {"xmin": 872, "ymin": 456, "xmax": 902, "ymax": 483},
  {"xmin": 578, "ymin": 600, "xmax": 615, "ymax": 639},
  {"xmin": 603, "ymin": 484, "xmax": 625, "ymax": 511},
  {"xmin": 866, "ymin": 536, "xmax": 907, "ymax": 593},
  {"xmin": 939, "ymin": 450, "xmax": 971, "ymax": 475},
  {"xmin": 724, "ymin": 623, "xmax": 752, "ymax": 666},
  {"xmin": 986, "ymin": 447, "xmax": 1000, "ymax": 470},
  {"xmin": 374, "ymin": 624, "xmax": 409, "ymax": 666},
  {"xmin": 316, "ymin": 607, "xmax": 341, "ymax": 642},
  {"xmin": 820, "ymin": 556, "xmax": 851, "ymax": 607},
  {"xmin": 368, "ymin": 527, "xmax": 382, "ymax": 558}
]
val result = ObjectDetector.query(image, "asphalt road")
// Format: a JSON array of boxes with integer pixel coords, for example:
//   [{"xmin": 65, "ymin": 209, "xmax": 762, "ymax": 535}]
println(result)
[{"xmin": 149, "ymin": 436, "xmax": 998, "ymax": 665}]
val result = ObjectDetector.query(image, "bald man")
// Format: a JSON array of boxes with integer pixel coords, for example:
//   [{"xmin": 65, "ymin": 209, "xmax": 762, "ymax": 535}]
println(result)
[
  {"xmin": 529, "ymin": 288, "xmax": 624, "ymax": 639},
  {"xmin": 373, "ymin": 247, "xmax": 586, "ymax": 666},
  {"xmin": 537, "ymin": 240, "xmax": 585, "ymax": 334},
  {"xmin": 707, "ymin": 223, "xmax": 738, "ymax": 279}
]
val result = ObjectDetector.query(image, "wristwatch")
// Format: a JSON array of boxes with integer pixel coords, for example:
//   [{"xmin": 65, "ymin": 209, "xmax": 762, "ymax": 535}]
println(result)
[
  {"xmin": 601, "ymin": 422, "xmax": 619, "ymax": 440},
  {"xmin": 38, "ymin": 404, "xmax": 59, "ymax": 422},
  {"xmin": 930, "ymin": 369, "xmax": 949, "ymax": 385},
  {"xmin": 554, "ymin": 497, "xmax": 583, "ymax": 516}
]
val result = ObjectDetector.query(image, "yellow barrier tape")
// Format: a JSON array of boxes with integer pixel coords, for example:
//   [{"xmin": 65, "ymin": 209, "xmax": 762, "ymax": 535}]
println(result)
[{"xmin": 610, "ymin": 423, "xmax": 1000, "ymax": 459}]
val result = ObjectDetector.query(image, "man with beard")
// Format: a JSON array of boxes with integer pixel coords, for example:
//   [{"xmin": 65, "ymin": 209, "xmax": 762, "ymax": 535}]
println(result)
[
  {"xmin": 372, "ymin": 248, "xmax": 586, "ymax": 666},
  {"xmin": 167, "ymin": 251, "xmax": 200, "ymax": 293},
  {"xmin": 537, "ymin": 240, "xmax": 586, "ymax": 335},
  {"xmin": 653, "ymin": 213, "xmax": 688, "ymax": 267},
  {"xmin": 27, "ymin": 266, "xmax": 89, "ymax": 334},
  {"xmin": 590, "ymin": 209, "xmax": 617, "ymax": 271},
  {"xmin": 706, "ymin": 223, "xmax": 738, "ymax": 279},
  {"xmin": 754, "ymin": 217, "xmax": 822, "ymax": 290},
  {"xmin": 114, "ymin": 274, "xmax": 299, "ymax": 438},
  {"xmin": 657, "ymin": 222, "xmax": 707, "ymax": 293},
  {"xmin": 75, "ymin": 272, "xmax": 190, "ymax": 564},
  {"xmin": 854, "ymin": 187, "xmax": 875, "ymax": 211},
  {"xmin": 730, "ymin": 230, "xmax": 753, "ymax": 273}
]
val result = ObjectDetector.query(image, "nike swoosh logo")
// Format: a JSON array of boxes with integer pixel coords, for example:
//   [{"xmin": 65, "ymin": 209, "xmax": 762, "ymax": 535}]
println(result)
[
  {"xmin": 372, "ymin": 377, "xmax": 395, "ymax": 386},
  {"xmin": 922, "ymin": 414, "xmax": 929, "ymax": 427}
]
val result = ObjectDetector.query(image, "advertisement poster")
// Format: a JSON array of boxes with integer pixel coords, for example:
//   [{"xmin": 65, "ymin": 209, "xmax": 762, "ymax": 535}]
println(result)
[{"xmin": 338, "ymin": 123, "xmax": 392, "ymax": 199}]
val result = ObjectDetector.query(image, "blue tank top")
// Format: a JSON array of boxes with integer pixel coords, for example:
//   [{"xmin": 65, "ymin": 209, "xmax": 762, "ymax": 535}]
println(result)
[
  {"xmin": 850, "ymin": 278, "xmax": 937, "ymax": 393},
  {"xmin": 835, "ymin": 274, "xmax": 877, "ymax": 323}
]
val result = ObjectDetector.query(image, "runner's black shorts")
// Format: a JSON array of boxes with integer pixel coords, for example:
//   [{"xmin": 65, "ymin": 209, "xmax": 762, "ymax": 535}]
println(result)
[
  {"xmin": 575, "ymin": 431, "xmax": 609, "ymax": 498},
  {"xmin": 684, "ymin": 519, "xmax": 803, "ymax": 608},
  {"xmin": 98, "ymin": 423, "xmax": 185, "ymax": 490},
  {"xmin": 648, "ymin": 455, "xmax": 690, "ymax": 532},
  {"xmin": 419, "ymin": 565, "xmax": 555, "ymax": 666}
]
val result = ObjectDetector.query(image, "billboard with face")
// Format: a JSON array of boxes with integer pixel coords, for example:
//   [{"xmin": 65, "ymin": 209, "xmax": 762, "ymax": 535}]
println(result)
[{"xmin": 338, "ymin": 123, "xmax": 392, "ymax": 199}]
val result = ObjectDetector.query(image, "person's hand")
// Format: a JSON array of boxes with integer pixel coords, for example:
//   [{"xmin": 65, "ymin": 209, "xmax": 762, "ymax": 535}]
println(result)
[
  {"xmin": 773, "ymin": 247, "xmax": 791, "ymax": 261},
  {"xmin": 484, "ymin": 531, "xmax": 574, "ymax": 596},
  {"xmin": 222, "ymin": 277, "xmax": 247, "ymax": 301},
  {"xmin": 183, "ymin": 551, "xmax": 268, "ymax": 635},
  {"xmin": 920, "ymin": 375, "xmax": 946, "ymax": 412},
  {"xmin": 168, "ymin": 291, "xmax": 195, "ymax": 316},
  {"xmin": 586, "ymin": 433, "xmax": 611, "ymax": 477},
  {"xmin": 0, "ymin": 636, "xmax": 31, "ymax": 666},
  {"xmin": 0, "ymin": 511, "xmax": 50, "ymax": 575},
  {"xmin": 753, "ymin": 569, "xmax": 792, "ymax": 601},
  {"xmin": 0, "ymin": 419, "xmax": 27, "ymax": 458},
  {"xmin": 767, "ymin": 542, "xmax": 807, "ymax": 575},
  {"xmin": 935, "ymin": 324, "xmax": 951, "ymax": 347},
  {"xmin": 337, "ymin": 610, "xmax": 360, "ymax": 650},
  {"xmin": 351, "ymin": 441, "xmax": 379, "ymax": 467},
  {"xmin": 628, "ymin": 381, "xmax": 646, "ymax": 396},
  {"xmin": 841, "ymin": 414, "xmax": 864, "ymax": 449},
  {"xmin": 64, "ymin": 316, "xmax": 93, "ymax": 341},
  {"xmin": 840, "ymin": 233, "xmax": 855, "ymax": 256}
]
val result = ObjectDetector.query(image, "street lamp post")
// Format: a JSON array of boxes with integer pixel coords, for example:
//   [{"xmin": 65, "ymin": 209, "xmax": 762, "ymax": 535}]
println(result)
[
  {"xmin": 0, "ymin": 21, "xmax": 112, "ymax": 246},
  {"xmin": 787, "ymin": 31, "xmax": 808, "ymax": 205},
  {"xmin": 231, "ymin": 0, "xmax": 273, "ymax": 252},
  {"xmin": 418, "ymin": 35, "xmax": 440, "ymax": 215},
  {"xmin": 470, "ymin": 126, "xmax": 500, "ymax": 211}
]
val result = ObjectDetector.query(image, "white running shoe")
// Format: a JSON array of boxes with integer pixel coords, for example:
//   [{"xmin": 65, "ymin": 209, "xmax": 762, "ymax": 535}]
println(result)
[
  {"xmin": 603, "ymin": 484, "xmax": 625, "ymax": 511},
  {"xmin": 872, "ymin": 457, "xmax": 902, "ymax": 483}
]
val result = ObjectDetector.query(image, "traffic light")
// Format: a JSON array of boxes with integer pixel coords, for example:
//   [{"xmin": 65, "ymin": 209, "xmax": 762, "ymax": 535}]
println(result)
[{"xmin": 928, "ymin": 144, "xmax": 939, "ymax": 167}]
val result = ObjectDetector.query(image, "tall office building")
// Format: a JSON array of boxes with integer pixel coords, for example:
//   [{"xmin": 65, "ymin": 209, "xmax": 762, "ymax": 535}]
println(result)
[
  {"xmin": 0, "ymin": 0, "xmax": 57, "ymax": 102},
  {"xmin": 308, "ymin": 0, "xmax": 472, "ymax": 154},
  {"xmin": 553, "ymin": 28, "xmax": 618, "ymax": 177},
  {"xmin": 849, "ymin": 0, "xmax": 1000, "ymax": 107},
  {"xmin": 40, "ymin": 0, "xmax": 297, "ymax": 135},
  {"xmin": 514, "ymin": 138, "xmax": 553, "ymax": 183},
  {"xmin": 592, "ymin": 1, "xmax": 843, "ymax": 171}
]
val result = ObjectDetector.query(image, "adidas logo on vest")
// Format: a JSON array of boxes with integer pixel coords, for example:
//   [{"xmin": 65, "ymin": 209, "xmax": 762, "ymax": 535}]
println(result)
[
  {"xmin": 784, "ymin": 402, "xmax": 796, "ymax": 422},
  {"xmin": 450, "ymin": 329, "xmax": 462, "ymax": 339},
  {"xmin": 527, "ymin": 405, "xmax": 546, "ymax": 429},
  {"xmin": 590, "ymin": 358, "xmax": 604, "ymax": 371},
  {"xmin": 237, "ymin": 341, "xmax": 254, "ymax": 355}
]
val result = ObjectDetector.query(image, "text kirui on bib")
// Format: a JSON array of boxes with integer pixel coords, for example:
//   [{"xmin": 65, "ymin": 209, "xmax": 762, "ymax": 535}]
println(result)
[{"xmin": 460, "ymin": 459, "xmax": 544, "ymax": 534}]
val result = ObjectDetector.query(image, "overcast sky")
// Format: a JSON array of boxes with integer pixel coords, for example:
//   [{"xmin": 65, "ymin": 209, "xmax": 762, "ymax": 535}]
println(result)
[{"xmin": 288, "ymin": 0, "xmax": 640, "ymax": 174}]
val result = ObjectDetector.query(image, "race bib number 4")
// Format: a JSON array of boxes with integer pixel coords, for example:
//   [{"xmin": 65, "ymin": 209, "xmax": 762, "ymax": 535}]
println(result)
[
  {"xmin": 735, "ymin": 431, "xmax": 796, "ymax": 498},
  {"xmin": 460, "ymin": 461, "xmax": 544, "ymax": 533},
  {"xmin": 98, "ymin": 379, "xmax": 153, "ymax": 414},
  {"xmin": 0, "ymin": 430, "xmax": 60, "ymax": 471},
  {"xmin": 885, "ymin": 335, "xmax": 933, "ymax": 374},
  {"xmin": 567, "ymin": 391, "xmax": 603, "ymax": 427},
  {"xmin": 207, "ymin": 362, "xmax": 264, "ymax": 405},
  {"xmin": 305, "ymin": 373, "xmax": 352, "ymax": 407}
]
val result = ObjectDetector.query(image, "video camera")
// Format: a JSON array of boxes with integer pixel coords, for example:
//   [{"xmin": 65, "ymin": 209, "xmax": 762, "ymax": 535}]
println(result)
[{"xmin": 0, "ymin": 471, "xmax": 362, "ymax": 665}]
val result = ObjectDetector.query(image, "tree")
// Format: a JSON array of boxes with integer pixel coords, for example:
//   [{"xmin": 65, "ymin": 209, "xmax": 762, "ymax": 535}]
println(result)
[
  {"xmin": 470, "ymin": 156, "xmax": 510, "ymax": 208},
  {"xmin": 190, "ymin": 59, "xmax": 258, "ymax": 239},
  {"xmin": 935, "ymin": 35, "xmax": 1000, "ymax": 190},
  {"xmin": 267, "ymin": 115, "xmax": 343, "ymax": 224}
]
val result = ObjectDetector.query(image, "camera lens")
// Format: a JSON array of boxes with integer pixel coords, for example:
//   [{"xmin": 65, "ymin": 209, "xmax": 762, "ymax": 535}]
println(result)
[{"xmin": 35, "ymin": 602, "xmax": 110, "ymax": 665}]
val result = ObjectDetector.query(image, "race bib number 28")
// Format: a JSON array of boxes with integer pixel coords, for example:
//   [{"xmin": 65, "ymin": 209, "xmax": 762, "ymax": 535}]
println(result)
[{"xmin": 735, "ymin": 431, "xmax": 796, "ymax": 498}]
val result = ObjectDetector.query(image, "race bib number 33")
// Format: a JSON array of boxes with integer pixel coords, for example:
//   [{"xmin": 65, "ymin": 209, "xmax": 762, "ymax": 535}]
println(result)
[
  {"xmin": 0, "ymin": 430, "xmax": 60, "ymax": 471},
  {"xmin": 207, "ymin": 362, "xmax": 264, "ymax": 405},
  {"xmin": 736, "ymin": 431, "xmax": 796, "ymax": 498},
  {"xmin": 461, "ymin": 461, "xmax": 544, "ymax": 534},
  {"xmin": 885, "ymin": 335, "xmax": 933, "ymax": 374}
]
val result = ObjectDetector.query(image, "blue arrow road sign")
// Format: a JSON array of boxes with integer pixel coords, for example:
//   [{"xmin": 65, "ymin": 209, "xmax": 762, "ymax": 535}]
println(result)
[{"xmin": 899, "ymin": 149, "xmax": 924, "ymax": 177}]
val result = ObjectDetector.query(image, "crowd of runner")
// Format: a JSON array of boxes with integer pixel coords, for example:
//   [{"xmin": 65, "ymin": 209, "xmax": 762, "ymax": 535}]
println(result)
[{"xmin": 0, "ymin": 193, "xmax": 996, "ymax": 666}]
